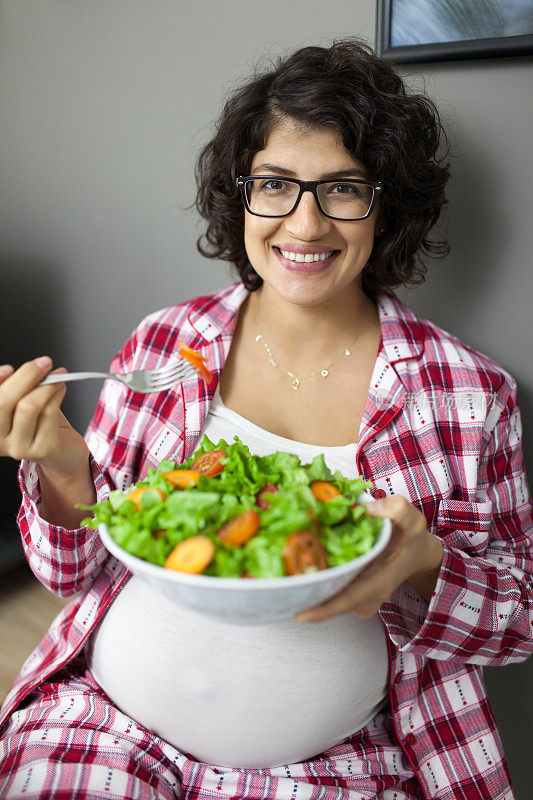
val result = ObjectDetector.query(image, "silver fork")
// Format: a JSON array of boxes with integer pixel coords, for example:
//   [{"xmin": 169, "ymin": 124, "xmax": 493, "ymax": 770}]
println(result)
[{"xmin": 38, "ymin": 357, "xmax": 200, "ymax": 394}]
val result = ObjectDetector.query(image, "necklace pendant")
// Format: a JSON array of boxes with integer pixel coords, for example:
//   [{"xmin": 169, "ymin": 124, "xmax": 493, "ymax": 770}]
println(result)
[
  {"xmin": 344, "ymin": 349, "xmax": 351, "ymax": 356},
  {"xmin": 291, "ymin": 378, "xmax": 300, "ymax": 390},
  {"xmin": 256, "ymin": 334, "xmax": 263, "ymax": 342},
  {"xmin": 268, "ymin": 358, "xmax": 278, "ymax": 367},
  {"xmin": 321, "ymin": 369, "xmax": 329, "ymax": 378}
]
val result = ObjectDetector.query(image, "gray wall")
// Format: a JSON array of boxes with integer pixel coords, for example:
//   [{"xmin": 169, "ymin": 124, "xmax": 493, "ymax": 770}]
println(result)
[
  {"xmin": 394, "ymin": 58, "xmax": 533, "ymax": 800},
  {"xmin": 1, "ymin": 1, "xmax": 531, "ymax": 795}
]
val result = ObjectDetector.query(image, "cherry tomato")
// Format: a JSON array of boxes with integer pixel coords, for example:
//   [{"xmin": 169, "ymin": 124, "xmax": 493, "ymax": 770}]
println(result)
[
  {"xmin": 217, "ymin": 509, "xmax": 260, "ymax": 546},
  {"xmin": 191, "ymin": 450, "xmax": 226, "ymax": 477},
  {"xmin": 256, "ymin": 483, "xmax": 278, "ymax": 509},
  {"xmin": 282, "ymin": 530, "xmax": 329, "ymax": 575},
  {"xmin": 161, "ymin": 470, "xmax": 200, "ymax": 489},
  {"xmin": 126, "ymin": 487, "xmax": 166, "ymax": 511},
  {"xmin": 165, "ymin": 536, "xmax": 215, "ymax": 573},
  {"xmin": 305, "ymin": 509, "xmax": 324, "ymax": 534},
  {"xmin": 310, "ymin": 480, "xmax": 341, "ymax": 502}
]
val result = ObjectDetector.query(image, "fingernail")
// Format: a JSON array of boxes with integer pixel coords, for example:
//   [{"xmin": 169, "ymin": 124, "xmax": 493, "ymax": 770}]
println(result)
[
  {"xmin": 35, "ymin": 356, "xmax": 52, "ymax": 369},
  {"xmin": 0, "ymin": 364, "xmax": 13, "ymax": 378},
  {"xmin": 366, "ymin": 500, "xmax": 384, "ymax": 512},
  {"xmin": 295, "ymin": 612, "xmax": 317, "ymax": 623}
]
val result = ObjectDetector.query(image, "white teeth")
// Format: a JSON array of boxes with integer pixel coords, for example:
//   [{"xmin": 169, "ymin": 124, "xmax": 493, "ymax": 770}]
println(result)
[{"xmin": 280, "ymin": 249, "xmax": 334, "ymax": 262}]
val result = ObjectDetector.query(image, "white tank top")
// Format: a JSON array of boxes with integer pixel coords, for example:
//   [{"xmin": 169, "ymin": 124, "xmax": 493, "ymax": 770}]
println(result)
[{"xmin": 87, "ymin": 385, "xmax": 390, "ymax": 768}]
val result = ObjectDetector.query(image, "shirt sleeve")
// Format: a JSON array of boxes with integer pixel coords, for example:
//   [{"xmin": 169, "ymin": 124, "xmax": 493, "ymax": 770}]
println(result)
[
  {"xmin": 16, "ymin": 326, "xmax": 141, "ymax": 597},
  {"xmin": 380, "ymin": 377, "xmax": 533, "ymax": 666}
]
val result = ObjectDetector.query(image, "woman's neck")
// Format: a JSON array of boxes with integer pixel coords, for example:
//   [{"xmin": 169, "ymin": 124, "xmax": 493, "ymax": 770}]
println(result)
[{"xmin": 247, "ymin": 283, "xmax": 378, "ymax": 367}]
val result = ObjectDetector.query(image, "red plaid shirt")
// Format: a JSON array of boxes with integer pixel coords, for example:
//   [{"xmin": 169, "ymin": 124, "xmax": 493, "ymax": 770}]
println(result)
[{"xmin": 2, "ymin": 282, "xmax": 532, "ymax": 800}]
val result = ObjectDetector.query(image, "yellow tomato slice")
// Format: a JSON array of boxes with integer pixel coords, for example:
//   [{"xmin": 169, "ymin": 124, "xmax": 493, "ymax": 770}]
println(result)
[
  {"xmin": 217, "ymin": 509, "xmax": 260, "ymax": 546},
  {"xmin": 126, "ymin": 487, "xmax": 166, "ymax": 512},
  {"xmin": 310, "ymin": 480, "xmax": 341, "ymax": 502},
  {"xmin": 165, "ymin": 536, "xmax": 215, "ymax": 573},
  {"xmin": 161, "ymin": 470, "xmax": 200, "ymax": 489}
]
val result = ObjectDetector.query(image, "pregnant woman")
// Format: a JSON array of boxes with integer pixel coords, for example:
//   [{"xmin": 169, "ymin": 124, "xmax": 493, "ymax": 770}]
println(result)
[{"xmin": 0, "ymin": 38, "xmax": 532, "ymax": 800}]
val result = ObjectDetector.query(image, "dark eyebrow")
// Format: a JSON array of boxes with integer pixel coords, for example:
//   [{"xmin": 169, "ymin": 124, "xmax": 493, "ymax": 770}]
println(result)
[{"xmin": 250, "ymin": 162, "xmax": 367, "ymax": 179}]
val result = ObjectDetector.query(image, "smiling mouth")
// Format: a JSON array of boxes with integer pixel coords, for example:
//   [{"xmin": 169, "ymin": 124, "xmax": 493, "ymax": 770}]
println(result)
[{"xmin": 274, "ymin": 247, "xmax": 340, "ymax": 263}]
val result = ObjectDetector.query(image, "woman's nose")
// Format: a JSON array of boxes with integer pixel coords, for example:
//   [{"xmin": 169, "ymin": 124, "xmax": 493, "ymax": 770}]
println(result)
[{"xmin": 284, "ymin": 190, "xmax": 331, "ymax": 239}]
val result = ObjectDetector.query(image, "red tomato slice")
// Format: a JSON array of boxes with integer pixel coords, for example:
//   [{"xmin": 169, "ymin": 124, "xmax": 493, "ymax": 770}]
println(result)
[
  {"xmin": 256, "ymin": 483, "xmax": 278, "ymax": 509},
  {"xmin": 191, "ymin": 450, "xmax": 226, "ymax": 477},
  {"xmin": 305, "ymin": 509, "xmax": 324, "ymax": 534},
  {"xmin": 282, "ymin": 530, "xmax": 329, "ymax": 575}
]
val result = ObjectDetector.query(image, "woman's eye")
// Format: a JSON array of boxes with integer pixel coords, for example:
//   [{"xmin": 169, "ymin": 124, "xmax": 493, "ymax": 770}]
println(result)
[
  {"xmin": 260, "ymin": 179, "xmax": 286, "ymax": 191},
  {"xmin": 330, "ymin": 183, "xmax": 359, "ymax": 195}
]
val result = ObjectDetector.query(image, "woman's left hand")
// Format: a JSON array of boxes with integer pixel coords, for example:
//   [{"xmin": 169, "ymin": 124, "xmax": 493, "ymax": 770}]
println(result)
[{"xmin": 295, "ymin": 495, "xmax": 444, "ymax": 623}]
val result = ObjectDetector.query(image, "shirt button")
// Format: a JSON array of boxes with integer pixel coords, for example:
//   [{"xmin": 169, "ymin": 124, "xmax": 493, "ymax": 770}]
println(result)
[
  {"xmin": 374, "ymin": 488, "xmax": 387, "ymax": 499},
  {"xmin": 394, "ymin": 670, "xmax": 403, "ymax": 684},
  {"xmin": 405, "ymin": 733, "xmax": 416, "ymax": 746}
]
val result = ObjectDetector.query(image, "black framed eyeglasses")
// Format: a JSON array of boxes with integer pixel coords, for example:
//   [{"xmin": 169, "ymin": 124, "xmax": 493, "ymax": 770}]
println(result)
[{"xmin": 236, "ymin": 175, "xmax": 384, "ymax": 221}]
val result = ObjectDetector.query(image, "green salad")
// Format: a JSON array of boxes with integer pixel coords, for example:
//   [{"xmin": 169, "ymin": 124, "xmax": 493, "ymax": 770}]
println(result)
[{"xmin": 80, "ymin": 435, "xmax": 382, "ymax": 578}]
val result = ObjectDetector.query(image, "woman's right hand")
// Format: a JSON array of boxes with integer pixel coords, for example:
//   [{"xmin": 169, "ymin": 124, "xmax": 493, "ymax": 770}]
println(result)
[
  {"xmin": 0, "ymin": 356, "xmax": 90, "ymax": 481},
  {"xmin": 0, "ymin": 356, "xmax": 98, "ymax": 527}
]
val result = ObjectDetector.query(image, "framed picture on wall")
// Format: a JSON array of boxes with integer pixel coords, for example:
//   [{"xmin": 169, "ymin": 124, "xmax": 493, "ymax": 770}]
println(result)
[{"xmin": 376, "ymin": 0, "xmax": 533, "ymax": 63}]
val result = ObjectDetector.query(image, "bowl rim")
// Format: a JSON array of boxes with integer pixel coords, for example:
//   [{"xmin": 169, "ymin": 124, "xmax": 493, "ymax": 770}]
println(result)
[{"xmin": 97, "ymin": 491, "xmax": 391, "ymax": 591}]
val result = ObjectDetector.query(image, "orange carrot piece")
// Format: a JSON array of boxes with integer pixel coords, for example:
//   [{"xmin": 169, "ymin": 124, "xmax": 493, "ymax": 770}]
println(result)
[
  {"xmin": 177, "ymin": 343, "xmax": 207, "ymax": 362},
  {"xmin": 178, "ymin": 342, "xmax": 212, "ymax": 382}
]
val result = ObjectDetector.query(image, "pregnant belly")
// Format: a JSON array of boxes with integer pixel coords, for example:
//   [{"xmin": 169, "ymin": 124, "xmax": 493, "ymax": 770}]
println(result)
[{"xmin": 86, "ymin": 576, "xmax": 390, "ymax": 768}]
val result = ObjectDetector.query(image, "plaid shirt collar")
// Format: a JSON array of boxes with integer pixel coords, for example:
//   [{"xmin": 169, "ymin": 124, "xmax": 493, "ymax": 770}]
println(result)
[{"xmin": 186, "ymin": 281, "xmax": 425, "ymax": 365}]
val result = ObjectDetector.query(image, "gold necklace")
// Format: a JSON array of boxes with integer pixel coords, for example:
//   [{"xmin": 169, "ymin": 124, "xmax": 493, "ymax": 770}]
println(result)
[{"xmin": 255, "ymin": 307, "xmax": 367, "ymax": 391}]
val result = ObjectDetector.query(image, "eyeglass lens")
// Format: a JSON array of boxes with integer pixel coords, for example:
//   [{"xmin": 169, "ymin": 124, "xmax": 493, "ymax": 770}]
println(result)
[{"xmin": 245, "ymin": 178, "xmax": 374, "ymax": 220}]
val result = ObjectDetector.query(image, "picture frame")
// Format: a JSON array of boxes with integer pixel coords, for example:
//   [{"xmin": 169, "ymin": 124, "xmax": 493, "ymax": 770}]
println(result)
[{"xmin": 376, "ymin": 0, "xmax": 533, "ymax": 64}]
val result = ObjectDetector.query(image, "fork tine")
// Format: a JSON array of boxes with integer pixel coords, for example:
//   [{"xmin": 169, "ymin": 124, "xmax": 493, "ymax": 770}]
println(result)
[
  {"xmin": 147, "ymin": 374, "xmax": 196, "ymax": 391},
  {"xmin": 150, "ymin": 359, "xmax": 195, "ymax": 374},
  {"xmin": 152, "ymin": 359, "xmax": 197, "ymax": 378},
  {"xmin": 162, "ymin": 362, "xmax": 197, "ymax": 378},
  {"xmin": 148, "ymin": 375, "xmax": 190, "ymax": 389},
  {"xmin": 147, "ymin": 364, "xmax": 198, "ymax": 388},
  {"xmin": 157, "ymin": 361, "xmax": 198, "ymax": 378},
  {"xmin": 149, "ymin": 379, "xmax": 187, "ymax": 392}
]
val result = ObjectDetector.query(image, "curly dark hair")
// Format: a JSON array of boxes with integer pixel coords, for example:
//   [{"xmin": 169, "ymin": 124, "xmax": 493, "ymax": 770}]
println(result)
[{"xmin": 194, "ymin": 38, "xmax": 451, "ymax": 294}]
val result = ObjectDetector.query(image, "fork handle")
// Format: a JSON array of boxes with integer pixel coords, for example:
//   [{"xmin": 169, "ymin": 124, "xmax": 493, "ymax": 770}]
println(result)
[{"xmin": 39, "ymin": 372, "xmax": 115, "ymax": 386}]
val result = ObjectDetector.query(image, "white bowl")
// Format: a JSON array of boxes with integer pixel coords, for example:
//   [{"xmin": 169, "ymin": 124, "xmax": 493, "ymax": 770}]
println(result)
[{"xmin": 98, "ymin": 492, "xmax": 391, "ymax": 625}]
